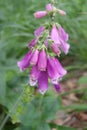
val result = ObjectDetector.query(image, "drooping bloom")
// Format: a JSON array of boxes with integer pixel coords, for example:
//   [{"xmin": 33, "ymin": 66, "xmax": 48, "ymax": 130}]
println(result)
[
  {"xmin": 38, "ymin": 49, "xmax": 47, "ymax": 71},
  {"xmin": 34, "ymin": 11, "xmax": 47, "ymax": 19},
  {"xmin": 53, "ymin": 57, "xmax": 67, "ymax": 77},
  {"xmin": 51, "ymin": 25, "xmax": 70, "ymax": 54},
  {"xmin": 30, "ymin": 49, "xmax": 39, "ymax": 65},
  {"xmin": 38, "ymin": 71, "xmax": 48, "ymax": 94},
  {"xmin": 47, "ymin": 56, "xmax": 67, "ymax": 84},
  {"xmin": 58, "ymin": 26, "xmax": 69, "ymax": 42},
  {"xmin": 51, "ymin": 25, "xmax": 61, "ymax": 45},
  {"xmin": 57, "ymin": 26, "xmax": 70, "ymax": 54},
  {"xmin": 30, "ymin": 65, "xmax": 40, "ymax": 86},
  {"xmin": 47, "ymin": 56, "xmax": 60, "ymax": 84},
  {"xmin": 59, "ymin": 39, "xmax": 70, "ymax": 54},
  {"xmin": 17, "ymin": 51, "xmax": 32, "ymax": 71}
]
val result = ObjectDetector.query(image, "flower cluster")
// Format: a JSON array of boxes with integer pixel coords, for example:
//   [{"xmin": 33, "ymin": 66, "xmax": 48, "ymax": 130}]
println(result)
[
  {"xmin": 34, "ymin": 3, "xmax": 66, "ymax": 19},
  {"xmin": 17, "ymin": 3, "xmax": 70, "ymax": 94}
]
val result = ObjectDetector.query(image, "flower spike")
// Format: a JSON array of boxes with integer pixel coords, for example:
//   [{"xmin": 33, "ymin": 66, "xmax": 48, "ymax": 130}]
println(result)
[{"xmin": 17, "ymin": 2, "xmax": 70, "ymax": 94}]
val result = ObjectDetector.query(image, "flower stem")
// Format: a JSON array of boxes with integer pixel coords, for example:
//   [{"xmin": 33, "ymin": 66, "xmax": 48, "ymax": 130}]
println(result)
[
  {"xmin": 0, "ymin": 86, "xmax": 26, "ymax": 130},
  {"xmin": 50, "ymin": 0, "xmax": 57, "ymax": 22},
  {"xmin": 50, "ymin": 0, "xmax": 57, "ymax": 4}
]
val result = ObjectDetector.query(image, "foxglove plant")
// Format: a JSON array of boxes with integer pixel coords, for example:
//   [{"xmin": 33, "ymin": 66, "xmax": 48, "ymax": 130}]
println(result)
[{"xmin": 17, "ymin": 1, "xmax": 70, "ymax": 94}]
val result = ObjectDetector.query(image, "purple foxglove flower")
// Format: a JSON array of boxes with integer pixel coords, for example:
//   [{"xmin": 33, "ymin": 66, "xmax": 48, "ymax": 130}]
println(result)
[
  {"xmin": 28, "ymin": 38, "xmax": 37, "ymax": 48},
  {"xmin": 51, "ymin": 25, "xmax": 70, "ymax": 54},
  {"xmin": 60, "ymin": 39, "xmax": 70, "ymax": 54},
  {"xmin": 30, "ymin": 49, "xmax": 39, "ymax": 65},
  {"xmin": 29, "ymin": 65, "xmax": 40, "ymax": 86},
  {"xmin": 53, "ymin": 57, "xmax": 67, "ymax": 77},
  {"xmin": 34, "ymin": 11, "xmax": 47, "ymax": 19},
  {"xmin": 17, "ymin": 51, "xmax": 32, "ymax": 71},
  {"xmin": 47, "ymin": 56, "xmax": 60, "ymax": 84},
  {"xmin": 54, "ymin": 84, "xmax": 61, "ymax": 92},
  {"xmin": 51, "ymin": 43, "xmax": 61, "ymax": 55},
  {"xmin": 34, "ymin": 26, "xmax": 44, "ymax": 37},
  {"xmin": 46, "ymin": 3, "xmax": 53, "ymax": 11},
  {"xmin": 57, "ymin": 26, "xmax": 70, "ymax": 54},
  {"xmin": 58, "ymin": 26, "xmax": 69, "ymax": 42},
  {"xmin": 38, "ymin": 71, "xmax": 48, "ymax": 94},
  {"xmin": 51, "ymin": 25, "xmax": 61, "ymax": 45},
  {"xmin": 38, "ymin": 49, "xmax": 47, "ymax": 71},
  {"xmin": 57, "ymin": 9, "xmax": 66, "ymax": 16}
]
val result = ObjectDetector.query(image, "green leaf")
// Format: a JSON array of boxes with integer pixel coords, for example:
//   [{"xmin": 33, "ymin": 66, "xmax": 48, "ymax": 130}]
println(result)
[
  {"xmin": 14, "ymin": 123, "xmax": 51, "ymax": 130},
  {"xmin": 0, "ymin": 72, "xmax": 6, "ymax": 103},
  {"xmin": 6, "ymin": 70, "xmax": 16, "ymax": 81},
  {"xmin": 49, "ymin": 123, "xmax": 77, "ymax": 130},
  {"xmin": 20, "ymin": 101, "xmax": 41, "ymax": 126},
  {"xmin": 78, "ymin": 76, "xmax": 87, "ymax": 84},
  {"xmin": 20, "ymin": 96, "xmax": 61, "ymax": 127},
  {"xmin": 41, "ymin": 96, "xmax": 61, "ymax": 121},
  {"xmin": 37, "ymin": 123, "xmax": 51, "ymax": 130},
  {"xmin": 64, "ymin": 104, "xmax": 87, "ymax": 111}
]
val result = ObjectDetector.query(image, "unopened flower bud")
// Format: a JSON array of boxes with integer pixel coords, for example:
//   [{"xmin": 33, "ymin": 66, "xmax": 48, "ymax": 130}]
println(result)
[
  {"xmin": 57, "ymin": 9, "xmax": 66, "ymax": 16},
  {"xmin": 34, "ymin": 26, "xmax": 44, "ymax": 37},
  {"xmin": 46, "ymin": 3, "xmax": 53, "ymax": 11},
  {"xmin": 34, "ymin": 11, "xmax": 47, "ymax": 19},
  {"xmin": 28, "ymin": 38, "xmax": 37, "ymax": 48}
]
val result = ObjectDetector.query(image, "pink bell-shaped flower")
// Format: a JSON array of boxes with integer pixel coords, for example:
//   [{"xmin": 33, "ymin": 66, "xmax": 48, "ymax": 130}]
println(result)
[
  {"xmin": 51, "ymin": 25, "xmax": 61, "ymax": 45},
  {"xmin": 29, "ymin": 65, "xmax": 40, "ymax": 86},
  {"xmin": 17, "ymin": 51, "xmax": 32, "ymax": 71},
  {"xmin": 38, "ymin": 49, "xmax": 47, "ymax": 71},
  {"xmin": 47, "ymin": 56, "xmax": 60, "ymax": 84},
  {"xmin": 53, "ymin": 57, "xmax": 67, "ymax": 77},
  {"xmin": 38, "ymin": 71, "xmax": 48, "ymax": 94},
  {"xmin": 30, "ymin": 49, "xmax": 39, "ymax": 66}
]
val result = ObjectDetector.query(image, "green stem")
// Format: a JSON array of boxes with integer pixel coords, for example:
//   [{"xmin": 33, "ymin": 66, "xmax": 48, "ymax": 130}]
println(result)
[
  {"xmin": 50, "ymin": 0, "xmax": 57, "ymax": 4},
  {"xmin": 0, "ymin": 115, "xmax": 9, "ymax": 130},
  {"xmin": 50, "ymin": 0, "xmax": 57, "ymax": 23},
  {"xmin": 0, "ymin": 88, "xmax": 25, "ymax": 130}
]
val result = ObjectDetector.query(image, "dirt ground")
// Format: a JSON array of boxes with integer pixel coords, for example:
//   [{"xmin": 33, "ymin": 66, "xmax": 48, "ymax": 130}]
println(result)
[{"xmin": 53, "ymin": 70, "xmax": 87, "ymax": 130}]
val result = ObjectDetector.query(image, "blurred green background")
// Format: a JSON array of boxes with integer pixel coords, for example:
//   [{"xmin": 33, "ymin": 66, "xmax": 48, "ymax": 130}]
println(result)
[{"xmin": 0, "ymin": 0, "xmax": 87, "ymax": 130}]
